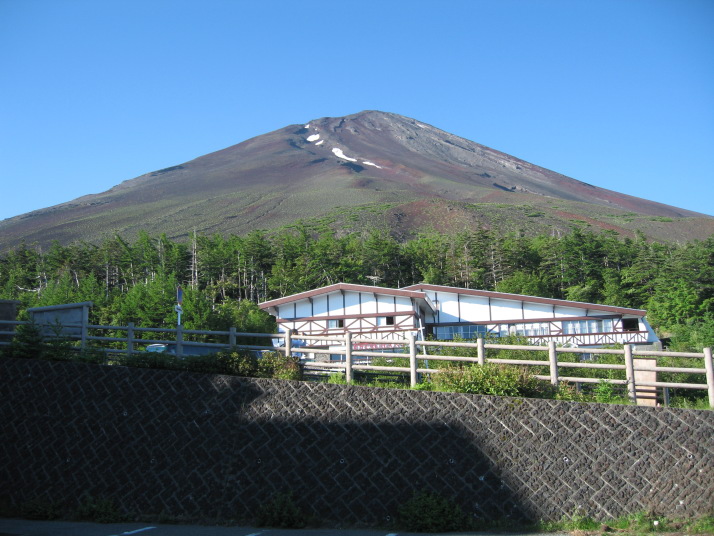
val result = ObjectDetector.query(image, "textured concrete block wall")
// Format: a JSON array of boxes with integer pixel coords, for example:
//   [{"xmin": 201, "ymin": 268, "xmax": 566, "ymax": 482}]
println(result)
[{"xmin": 1, "ymin": 357, "xmax": 712, "ymax": 525}]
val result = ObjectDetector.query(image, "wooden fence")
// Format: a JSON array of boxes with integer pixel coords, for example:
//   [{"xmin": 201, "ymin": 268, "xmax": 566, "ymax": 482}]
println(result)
[
  {"xmin": 1, "ymin": 320, "xmax": 712, "ymax": 408},
  {"xmin": 291, "ymin": 332, "xmax": 714, "ymax": 408}
]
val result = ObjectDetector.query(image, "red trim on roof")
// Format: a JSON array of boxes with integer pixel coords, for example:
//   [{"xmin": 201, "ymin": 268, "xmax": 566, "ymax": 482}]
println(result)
[{"xmin": 259, "ymin": 283, "xmax": 429, "ymax": 309}]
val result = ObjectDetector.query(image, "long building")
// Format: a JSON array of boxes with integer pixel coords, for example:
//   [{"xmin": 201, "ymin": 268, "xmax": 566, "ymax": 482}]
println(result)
[{"xmin": 259, "ymin": 283, "xmax": 660, "ymax": 348}]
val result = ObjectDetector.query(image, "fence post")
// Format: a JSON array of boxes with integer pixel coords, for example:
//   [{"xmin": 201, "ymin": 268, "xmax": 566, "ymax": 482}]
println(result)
[
  {"xmin": 477, "ymin": 337, "xmax": 485, "ymax": 366},
  {"xmin": 176, "ymin": 325, "xmax": 183, "ymax": 359},
  {"xmin": 345, "ymin": 331, "xmax": 353, "ymax": 383},
  {"xmin": 229, "ymin": 327, "xmax": 236, "ymax": 347},
  {"xmin": 704, "ymin": 347, "xmax": 714, "ymax": 409},
  {"xmin": 285, "ymin": 329, "xmax": 292, "ymax": 358},
  {"xmin": 81, "ymin": 305, "xmax": 89, "ymax": 350},
  {"xmin": 624, "ymin": 344, "xmax": 637, "ymax": 404},
  {"xmin": 633, "ymin": 357, "xmax": 658, "ymax": 406},
  {"xmin": 126, "ymin": 322, "xmax": 134, "ymax": 356},
  {"xmin": 409, "ymin": 332, "xmax": 417, "ymax": 387},
  {"xmin": 548, "ymin": 341, "xmax": 559, "ymax": 386}
]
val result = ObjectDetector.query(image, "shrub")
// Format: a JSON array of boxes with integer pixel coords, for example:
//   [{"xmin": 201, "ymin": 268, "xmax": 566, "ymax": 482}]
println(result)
[
  {"xmin": 432, "ymin": 362, "xmax": 539, "ymax": 397},
  {"xmin": 75, "ymin": 494, "xmax": 126, "ymax": 523},
  {"xmin": 256, "ymin": 351, "xmax": 302, "ymax": 381},
  {"xmin": 326, "ymin": 372, "xmax": 347, "ymax": 385},
  {"xmin": 8, "ymin": 322, "xmax": 45, "ymax": 359},
  {"xmin": 594, "ymin": 379, "xmax": 618, "ymax": 403},
  {"xmin": 567, "ymin": 508, "xmax": 599, "ymax": 531},
  {"xmin": 190, "ymin": 349, "xmax": 259, "ymax": 376},
  {"xmin": 19, "ymin": 498, "xmax": 63, "ymax": 520},
  {"xmin": 397, "ymin": 490, "xmax": 468, "ymax": 532},
  {"xmin": 552, "ymin": 382, "xmax": 588, "ymax": 402},
  {"xmin": 255, "ymin": 491, "xmax": 307, "ymax": 528},
  {"xmin": 75, "ymin": 347, "xmax": 108, "ymax": 364}
]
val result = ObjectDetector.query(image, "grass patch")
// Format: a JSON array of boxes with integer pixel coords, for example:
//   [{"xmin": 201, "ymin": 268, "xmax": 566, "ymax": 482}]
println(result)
[
  {"xmin": 397, "ymin": 490, "xmax": 468, "ymax": 532},
  {"xmin": 536, "ymin": 511, "xmax": 714, "ymax": 535}
]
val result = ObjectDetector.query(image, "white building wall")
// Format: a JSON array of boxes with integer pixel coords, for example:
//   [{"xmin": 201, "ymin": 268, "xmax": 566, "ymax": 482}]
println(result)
[
  {"xmin": 295, "ymin": 300, "xmax": 311, "ymax": 318},
  {"xmin": 312, "ymin": 295, "xmax": 329, "ymax": 316},
  {"xmin": 418, "ymin": 292, "xmax": 437, "ymax": 324},
  {"xmin": 374, "ymin": 294, "xmax": 389, "ymax": 314},
  {"xmin": 490, "ymin": 299, "xmax": 523, "ymax": 321},
  {"xmin": 439, "ymin": 294, "xmax": 461, "ymax": 323},
  {"xmin": 275, "ymin": 305, "xmax": 285, "ymax": 320},
  {"xmin": 553, "ymin": 306, "xmax": 587, "ymax": 317},
  {"xmin": 343, "ymin": 291, "xmax": 361, "ymax": 316},
  {"xmin": 522, "ymin": 302, "xmax": 554, "ymax": 319},
  {"xmin": 459, "ymin": 296, "xmax": 490, "ymax": 322},
  {"xmin": 424, "ymin": 310, "xmax": 437, "ymax": 323},
  {"xmin": 361, "ymin": 293, "xmax": 378, "ymax": 315},
  {"xmin": 395, "ymin": 296, "xmax": 413, "ymax": 312}
]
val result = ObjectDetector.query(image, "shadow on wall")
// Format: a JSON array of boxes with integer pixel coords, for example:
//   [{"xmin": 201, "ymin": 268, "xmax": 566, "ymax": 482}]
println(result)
[
  {"xmin": 0, "ymin": 359, "xmax": 533, "ymax": 525},
  {"xmin": 1, "ymin": 358, "xmax": 712, "ymax": 525},
  {"xmin": 225, "ymin": 416, "xmax": 532, "ymax": 526}
]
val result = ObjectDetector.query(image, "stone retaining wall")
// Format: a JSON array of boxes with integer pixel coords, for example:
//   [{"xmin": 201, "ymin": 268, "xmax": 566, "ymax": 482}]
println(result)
[{"xmin": 1, "ymin": 357, "xmax": 711, "ymax": 525}]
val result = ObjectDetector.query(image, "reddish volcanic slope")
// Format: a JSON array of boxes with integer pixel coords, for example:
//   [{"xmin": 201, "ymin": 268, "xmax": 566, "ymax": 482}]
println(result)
[{"xmin": 0, "ymin": 110, "xmax": 710, "ymax": 250}]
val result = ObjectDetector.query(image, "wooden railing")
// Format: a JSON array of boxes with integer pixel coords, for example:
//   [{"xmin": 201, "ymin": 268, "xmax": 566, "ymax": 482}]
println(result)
[
  {"xmin": 0, "ymin": 320, "xmax": 280, "ymax": 357},
  {"xmin": 288, "ymin": 332, "xmax": 714, "ymax": 408},
  {"xmin": 1, "ymin": 320, "xmax": 712, "ymax": 407}
]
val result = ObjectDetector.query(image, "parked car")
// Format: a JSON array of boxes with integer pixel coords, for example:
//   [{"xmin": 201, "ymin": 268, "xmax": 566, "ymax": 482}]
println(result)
[{"xmin": 144, "ymin": 343, "xmax": 224, "ymax": 356}]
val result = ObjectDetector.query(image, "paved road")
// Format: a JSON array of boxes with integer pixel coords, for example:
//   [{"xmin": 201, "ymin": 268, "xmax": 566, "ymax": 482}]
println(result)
[{"xmin": 0, "ymin": 519, "xmax": 569, "ymax": 536}]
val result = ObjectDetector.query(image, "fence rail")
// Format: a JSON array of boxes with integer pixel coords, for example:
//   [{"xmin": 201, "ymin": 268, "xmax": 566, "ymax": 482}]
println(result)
[
  {"xmin": 292, "ymin": 332, "xmax": 714, "ymax": 408},
  {"xmin": 1, "ymin": 320, "xmax": 712, "ymax": 407}
]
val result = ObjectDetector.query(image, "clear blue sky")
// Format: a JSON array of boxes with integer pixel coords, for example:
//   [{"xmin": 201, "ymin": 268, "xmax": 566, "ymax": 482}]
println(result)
[{"xmin": 1, "ymin": 0, "xmax": 713, "ymax": 222}]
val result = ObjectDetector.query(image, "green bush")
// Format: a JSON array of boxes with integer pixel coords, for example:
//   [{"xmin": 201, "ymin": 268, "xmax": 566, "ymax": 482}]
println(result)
[
  {"xmin": 432, "ymin": 362, "xmax": 540, "ymax": 397},
  {"xmin": 326, "ymin": 372, "xmax": 347, "ymax": 385},
  {"xmin": 75, "ymin": 494, "xmax": 126, "ymax": 523},
  {"xmin": 19, "ymin": 498, "xmax": 63, "ymax": 520},
  {"xmin": 567, "ymin": 508, "xmax": 599, "ymax": 531},
  {"xmin": 187, "ymin": 349, "xmax": 259, "ymax": 376},
  {"xmin": 255, "ymin": 351, "xmax": 302, "ymax": 380},
  {"xmin": 8, "ymin": 322, "xmax": 45, "ymax": 359},
  {"xmin": 397, "ymin": 490, "xmax": 468, "ymax": 532},
  {"xmin": 255, "ymin": 491, "xmax": 307, "ymax": 528},
  {"xmin": 75, "ymin": 347, "xmax": 108, "ymax": 364}
]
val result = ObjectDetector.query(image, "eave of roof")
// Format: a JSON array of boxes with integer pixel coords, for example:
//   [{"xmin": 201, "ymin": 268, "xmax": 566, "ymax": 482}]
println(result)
[
  {"xmin": 259, "ymin": 283, "xmax": 433, "ymax": 310},
  {"xmin": 401, "ymin": 283, "xmax": 647, "ymax": 316}
]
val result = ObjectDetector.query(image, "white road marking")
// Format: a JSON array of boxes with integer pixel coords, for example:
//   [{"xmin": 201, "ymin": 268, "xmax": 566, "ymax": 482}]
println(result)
[{"xmin": 108, "ymin": 528, "xmax": 157, "ymax": 536}]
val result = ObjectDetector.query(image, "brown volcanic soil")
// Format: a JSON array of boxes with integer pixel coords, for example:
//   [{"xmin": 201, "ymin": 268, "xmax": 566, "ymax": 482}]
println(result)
[{"xmin": 0, "ymin": 110, "xmax": 711, "ymax": 250}]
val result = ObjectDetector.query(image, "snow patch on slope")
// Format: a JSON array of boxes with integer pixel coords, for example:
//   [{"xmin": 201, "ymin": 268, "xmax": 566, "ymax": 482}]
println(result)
[
  {"xmin": 307, "ymin": 134, "xmax": 320, "ymax": 142},
  {"xmin": 362, "ymin": 161, "xmax": 382, "ymax": 169},
  {"xmin": 332, "ymin": 148, "xmax": 357, "ymax": 162}
]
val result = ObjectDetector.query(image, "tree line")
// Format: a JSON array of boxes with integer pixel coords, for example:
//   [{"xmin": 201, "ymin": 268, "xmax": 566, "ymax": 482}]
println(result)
[{"xmin": 1, "ymin": 225, "xmax": 712, "ymax": 351}]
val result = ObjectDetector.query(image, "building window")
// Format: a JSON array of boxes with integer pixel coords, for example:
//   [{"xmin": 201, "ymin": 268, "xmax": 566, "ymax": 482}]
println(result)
[
  {"xmin": 377, "ymin": 316, "xmax": 395, "ymax": 326},
  {"xmin": 563, "ymin": 319, "xmax": 614, "ymax": 335},
  {"xmin": 434, "ymin": 324, "xmax": 487, "ymax": 340},
  {"xmin": 494, "ymin": 322, "xmax": 550, "ymax": 337},
  {"xmin": 621, "ymin": 318, "xmax": 640, "ymax": 332},
  {"xmin": 328, "ymin": 319, "xmax": 344, "ymax": 329}
]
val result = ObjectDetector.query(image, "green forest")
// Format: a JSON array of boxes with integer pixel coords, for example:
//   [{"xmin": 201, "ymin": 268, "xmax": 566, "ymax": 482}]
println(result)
[{"xmin": 1, "ymin": 225, "xmax": 713, "ymax": 351}]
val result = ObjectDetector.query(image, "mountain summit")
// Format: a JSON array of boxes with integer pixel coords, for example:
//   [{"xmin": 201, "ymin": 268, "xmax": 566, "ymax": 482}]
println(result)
[{"xmin": 1, "ymin": 110, "xmax": 711, "ymax": 249}]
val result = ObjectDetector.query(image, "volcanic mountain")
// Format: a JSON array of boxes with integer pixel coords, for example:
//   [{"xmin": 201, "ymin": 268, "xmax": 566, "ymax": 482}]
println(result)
[{"xmin": 1, "ymin": 110, "xmax": 711, "ymax": 250}]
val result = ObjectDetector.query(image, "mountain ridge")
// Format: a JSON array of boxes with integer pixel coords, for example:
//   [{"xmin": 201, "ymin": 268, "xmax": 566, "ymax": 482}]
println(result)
[{"xmin": 1, "ymin": 110, "xmax": 711, "ymax": 250}]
